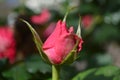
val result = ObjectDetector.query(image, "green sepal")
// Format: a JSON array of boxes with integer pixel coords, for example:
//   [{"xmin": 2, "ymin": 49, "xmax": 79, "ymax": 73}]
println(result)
[
  {"xmin": 76, "ymin": 16, "xmax": 82, "ymax": 38},
  {"xmin": 20, "ymin": 19, "xmax": 51, "ymax": 64},
  {"xmin": 61, "ymin": 50, "xmax": 77, "ymax": 65},
  {"xmin": 63, "ymin": 6, "xmax": 77, "ymax": 22},
  {"xmin": 61, "ymin": 40, "xmax": 79, "ymax": 65}
]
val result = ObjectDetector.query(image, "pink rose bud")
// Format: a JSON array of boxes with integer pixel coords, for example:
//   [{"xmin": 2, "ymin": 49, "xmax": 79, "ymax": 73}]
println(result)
[
  {"xmin": 0, "ymin": 27, "xmax": 16, "ymax": 64},
  {"xmin": 31, "ymin": 9, "xmax": 51, "ymax": 25},
  {"xmin": 42, "ymin": 20, "xmax": 83, "ymax": 64}
]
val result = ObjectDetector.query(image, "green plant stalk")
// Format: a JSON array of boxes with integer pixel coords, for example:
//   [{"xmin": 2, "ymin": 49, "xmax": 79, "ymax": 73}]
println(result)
[{"xmin": 52, "ymin": 65, "xmax": 60, "ymax": 80}]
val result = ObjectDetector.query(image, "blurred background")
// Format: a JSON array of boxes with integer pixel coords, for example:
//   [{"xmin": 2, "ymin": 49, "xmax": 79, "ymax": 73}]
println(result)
[{"xmin": 0, "ymin": 0, "xmax": 120, "ymax": 80}]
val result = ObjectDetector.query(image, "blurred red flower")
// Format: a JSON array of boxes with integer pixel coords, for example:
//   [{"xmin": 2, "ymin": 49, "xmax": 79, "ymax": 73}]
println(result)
[
  {"xmin": 31, "ymin": 9, "xmax": 51, "ymax": 25},
  {"xmin": 43, "ymin": 22, "xmax": 56, "ymax": 40},
  {"xmin": 82, "ymin": 15, "xmax": 93, "ymax": 28},
  {"xmin": 0, "ymin": 27, "xmax": 16, "ymax": 64}
]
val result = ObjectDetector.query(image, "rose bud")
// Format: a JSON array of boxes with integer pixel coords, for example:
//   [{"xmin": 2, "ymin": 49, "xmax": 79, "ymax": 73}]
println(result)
[{"xmin": 42, "ymin": 20, "xmax": 83, "ymax": 64}]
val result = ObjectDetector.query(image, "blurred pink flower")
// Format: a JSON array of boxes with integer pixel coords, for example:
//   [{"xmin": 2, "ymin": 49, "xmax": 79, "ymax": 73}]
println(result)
[
  {"xmin": 43, "ymin": 22, "xmax": 56, "ymax": 40},
  {"xmin": 0, "ymin": 27, "xmax": 16, "ymax": 64},
  {"xmin": 31, "ymin": 9, "xmax": 51, "ymax": 25},
  {"xmin": 82, "ymin": 15, "xmax": 93, "ymax": 28}
]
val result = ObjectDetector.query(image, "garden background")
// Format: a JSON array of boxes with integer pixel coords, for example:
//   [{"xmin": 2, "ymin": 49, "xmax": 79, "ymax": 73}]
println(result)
[{"xmin": 0, "ymin": 0, "xmax": 120, "ymax": 80}]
